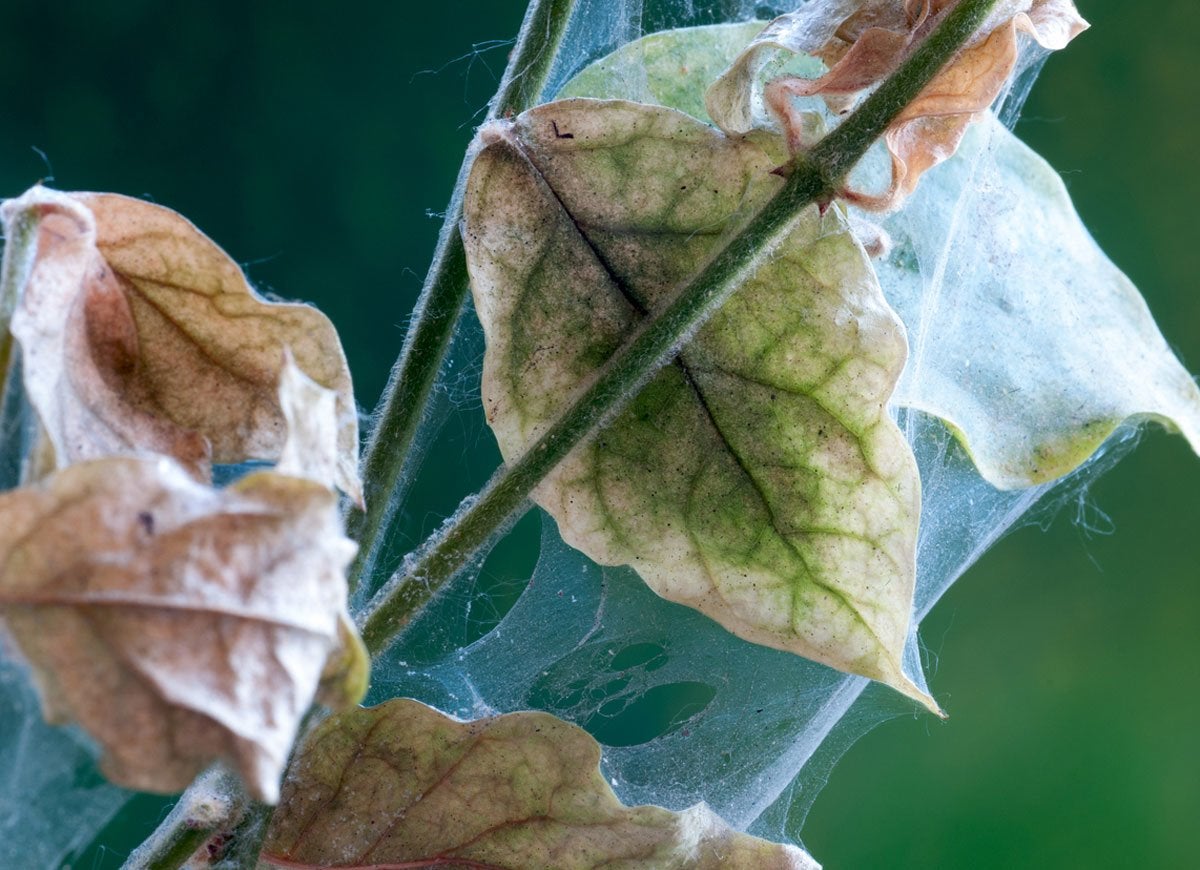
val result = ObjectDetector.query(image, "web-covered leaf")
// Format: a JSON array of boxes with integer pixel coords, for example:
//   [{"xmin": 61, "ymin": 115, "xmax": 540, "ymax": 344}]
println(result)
[
  {"xmin": 877, "ymin": 115, "xmax": 1200, "ymax": 486},
  {"xmin": 262, "ymin": 698, "xmax": 818, "ymax": 869},
  {"xmin": 464, "ymin": 99, "xmax": 932, "ymax": 710},
  {"xmin": 562, "ymin": 19, "xmax": 1200, "ymax": 488},
  {"xmin": 0, "ymin": 186, "xmax": 362, "ymax": 502},
  {"xmin": 0, "ymin": 456, "xmax": 359, "ymax": 802}
]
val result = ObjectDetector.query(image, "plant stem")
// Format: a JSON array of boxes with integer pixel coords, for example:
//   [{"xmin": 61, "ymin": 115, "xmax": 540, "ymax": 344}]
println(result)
[
  {"xmin": 344, "ymin": 0, "xmax": 578, "ymax": 594},
  {"xmin": 120, "ymin": 768, "xmax": 245, "ymax": 870},
  {"xmin": 359, "ymin": 0, "xmax": 1001, "ymax": 655},
  {"xmin": 127, "ymin": 4, "xmax": 580, "ymax": 868}
]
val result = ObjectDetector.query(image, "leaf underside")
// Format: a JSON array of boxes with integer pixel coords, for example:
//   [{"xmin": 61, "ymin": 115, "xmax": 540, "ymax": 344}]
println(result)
[
  {"xmin": 0, "ymin": 457, "xmax": 357, "ymax": 802},
  {"xmin": 0, "ymin": 187, "xmax": 362, "ymax": 503},
  {"xmin": 464, "ymin": 99, "xmax": 932, "ymax": 710},
  {"xmin": 262, "ymin": 699, "xmax": 819, "ymax": 869}
]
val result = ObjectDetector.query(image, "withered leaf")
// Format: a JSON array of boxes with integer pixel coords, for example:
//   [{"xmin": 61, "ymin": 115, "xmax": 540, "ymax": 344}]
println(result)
[
  {"xmin": 0, "ymin": 186, "xmax": 361, "ymax": 503},
  {"xmin": 262, "ymin": 699, "xmax": 819, "ymax": 869},
  {"xmin": 706, "ymin": 1, "xmax": 1088, "ymax": 209},
  {"xmin": 0, "ymin": 456, "xmax": 361, "ymax": 802},
  {"xmin": 464, "ymin": 100, "xmax": 935, "ymax": 711}
]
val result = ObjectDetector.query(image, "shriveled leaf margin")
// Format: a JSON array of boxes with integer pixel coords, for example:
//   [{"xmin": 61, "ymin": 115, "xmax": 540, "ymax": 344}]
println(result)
[
  {"xmin": 262, "ymin": 699, "xmax": 819, "ymax": 869},
  {"xmin": 706, "ymin": 1, "xmax": 1088, "ymax": 209},
  {"xmin": 0, "ymin": 185, "xmax": 362, "ymax": 503},
  {"xmin": 0, "ymin": 456, "xmax": 361, "ymax": 802},
  {"xmin": 463, "ymin": 99, "xmax": 935, "ymax": 711}
]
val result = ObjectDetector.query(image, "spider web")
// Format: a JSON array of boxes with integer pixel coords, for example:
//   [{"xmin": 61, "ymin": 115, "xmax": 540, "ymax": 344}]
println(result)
[{"xmin": 0, "ymin": 2, "xmax": 1137, "ymax": 866}]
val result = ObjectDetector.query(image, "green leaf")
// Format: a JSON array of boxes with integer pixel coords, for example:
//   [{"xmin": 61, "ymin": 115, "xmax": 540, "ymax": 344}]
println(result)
[
  {"xmin": 261, "ymin": 699, "xmax": 819, "ymax": 869},
  {"xmin": 557, "ymin": 22, "xmax": 770, "ymax": 125},
  {"xmin": 463, "ymin": 100, "xmax": 934, "ymax": 711}
]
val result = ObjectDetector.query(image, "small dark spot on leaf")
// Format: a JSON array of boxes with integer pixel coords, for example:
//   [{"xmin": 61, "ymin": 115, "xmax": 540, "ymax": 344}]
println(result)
[
  {"xmin": 551, "ymin": 120, "xmax": 574, "ymax": 139},
  {"xmin": 137, "ymin": 511, "xmax": 155, "ymax": 535}
]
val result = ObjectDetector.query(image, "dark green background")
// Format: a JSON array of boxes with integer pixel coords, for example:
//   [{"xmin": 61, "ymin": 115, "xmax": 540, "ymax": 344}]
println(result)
[{"xmin": 1, "ymin": 2, "xmax": 1195, "ymax": 867}]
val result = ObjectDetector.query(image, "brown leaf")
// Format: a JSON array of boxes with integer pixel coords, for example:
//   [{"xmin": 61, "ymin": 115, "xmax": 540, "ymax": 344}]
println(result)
[
  {"xmin": 0, "ymin": 456, "xmax": 361, "ymax": 801},
  {"xmin": 262, "ymin": 699, "xmax": 819, "ymax": 869},
  {"xmin": 0, "ymin": 186, "xmax": 361, "ymax": 502},
  {"xmin": 708, "ymin": 1, "xmax": 1088, "ymax": 209}
]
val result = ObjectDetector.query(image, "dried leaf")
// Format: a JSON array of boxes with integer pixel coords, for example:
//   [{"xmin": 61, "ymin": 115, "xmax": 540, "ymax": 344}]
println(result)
[
  {"xmin": 706, "ymin": 1, "xmax": 1088, "ymax": 209},
  {"xmin": 276, "ymin": 351, "xmax": 342, "ymax": 492},
  {"xmin": 0, "ymin": 186, "xmax": 362, "ymax": 502},
  {"xmin": 262, "ymin": 699, "xmax": 819, "ymax": 869},
  {"xmin": 877, "ymin": 116, "xmax": 1200, "ymax": 486},
  {"xmin": 0, "ymin": 456, "xmax": 361, "ymax": 801},
  {"xmin": 464, "ymin": 100, "xmax": 934, "ymax": 711}
]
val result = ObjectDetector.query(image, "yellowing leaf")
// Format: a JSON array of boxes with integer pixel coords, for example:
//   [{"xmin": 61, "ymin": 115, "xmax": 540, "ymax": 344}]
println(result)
[
  {"xmin": 706, "ymin": 1, "xmax": 1088, "ymax": 209},
  {"xmin": 0, "ymin": 456, "xmax": 361, "ymax": 802},
  {"xmin": 464, "ymin": 100, "xmax": 934, "ymax": 711},
  {"xmin": 262, "ymin": 699, "xmax": 819, "ymax": 869},
  {"xmin": 0, "ymin": 186, "xmax": 361, "ymax": 503}
]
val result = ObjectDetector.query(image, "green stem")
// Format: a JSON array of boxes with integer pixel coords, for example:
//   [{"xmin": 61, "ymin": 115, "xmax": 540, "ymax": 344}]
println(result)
[
  {"xmin": 127, "ymin": 4, "xmax": 580, "ymax": 869},
  {"xmin": 120, "ymin": 768, "xmax": 245, "ymax": 870},
  {"xmin": 360, "ymin": 0, "xmax": 1001, "ymax": 654},
  {"xmin": 345, "ymin": 0, "xmax": 578, "ymax": 594}
]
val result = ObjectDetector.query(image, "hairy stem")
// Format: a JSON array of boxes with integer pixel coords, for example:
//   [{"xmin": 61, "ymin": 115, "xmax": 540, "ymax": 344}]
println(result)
[
  {"xmin": 120, "ymin": 768, "xmax": 245, "ymax": 870},
  {"xmin": 344, "ymin": 0, "xmax": 578, "ymax": 594},
  {"xmin": 127, "ymin": 3, "xmax": 580, "ymax": 868},
  {"xmin": 360, "ymin": 0, "xmax": 1002, "ymax": 655}
]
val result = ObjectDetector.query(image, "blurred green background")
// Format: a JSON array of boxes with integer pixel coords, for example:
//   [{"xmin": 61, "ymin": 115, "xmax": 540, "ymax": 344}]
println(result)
[{"xmin": 0, "ymin": 1, "xmax": 1195, "ymax": 867}]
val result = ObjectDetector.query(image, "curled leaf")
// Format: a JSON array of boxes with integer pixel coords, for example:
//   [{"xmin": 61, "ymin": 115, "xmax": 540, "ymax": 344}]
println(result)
[
  {"xmin": 262, "ymin": 699, "xmax": 819, "ymax": 869},
  {"xmin": 877, "ymin": 116, "xmax": 1200, "ymax": 486},
  {"xmin": 0, "ymin": 456, "xmax": 361, "ymax": 801},
  {"xmin": 706, "ymin": 1, "xmax": 1088, "ymax": 208},
  {"xmin": 464, "ymin": 100, "xmax": 934, "ymax": 711},
  {"xmin": 0, "ymin": 186, "xmax": 361, "ymax": 502}
]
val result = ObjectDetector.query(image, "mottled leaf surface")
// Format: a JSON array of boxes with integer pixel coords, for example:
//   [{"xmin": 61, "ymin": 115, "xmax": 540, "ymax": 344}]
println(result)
[
  {"xmin": 262, "ymin": 699, "xmax": 819, "ymax": 869},
  {"xmin": 0, "ymin": 457, "xmax": 359, "ymax": 802},
  {"xmin": 0, "ymin": 186, "xmax": 361, "ymax": 502},
  {"xmin": 464, "ymin": 100, "xmax": 932, "ymax": 710}
]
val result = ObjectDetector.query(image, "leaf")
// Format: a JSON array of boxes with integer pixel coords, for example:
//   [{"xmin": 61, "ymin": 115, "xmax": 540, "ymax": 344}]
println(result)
[
  {"xmin": 706, "ymin": 1, "xmax": 1088, "ymax": 209},
  {"xmin": 562, "ymin": 21, "xmax": 1200, "ymax": 489},
  {"xmin": 276, "ymin": 350, "xmax": 343, "ymax": 492},
  {"xmin": 876, "ymin": 115, "xmax": 1200, "ymax": 487},
  {"xmin": 557, "ymin": 21, "xmax": 776, "ymax": 126},
  {"xmin": 0, "ymin": 456, "xmax": 361, "ymax": 802},
  {"xmin": 0, "ymin": 186, "xmax": 362, "ymax": 503},
  {"xmin": 261, "ymin": 699, "xmax": 819, "ymax": 869},
  {"xmin": 463, "ymin": 100, "xmax": 935, "ymax": 712}
]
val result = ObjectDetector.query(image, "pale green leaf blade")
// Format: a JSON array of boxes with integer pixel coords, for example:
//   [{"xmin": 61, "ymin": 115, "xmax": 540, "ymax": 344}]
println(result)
[
  {"xmin": 703, "ymin": 9, "xmax": 848, "ymax": 135},
  {"xmin": 464, "ymin": 99, "xmax": 934, "ymax": 711},
  {"xmin": 261, "ymin": 699, "xmax": 819, "ymax": 870},
  {"xmin": 877, "ymin": 116, "xmax": 1200, "ymax": 487},
  {"xmin": 557, "ymin": 21, "xmax": 767, "ymax": 125},
  {"xmin": 0, "ymin": 456, "xmax": 358, "ymax": 801}
]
